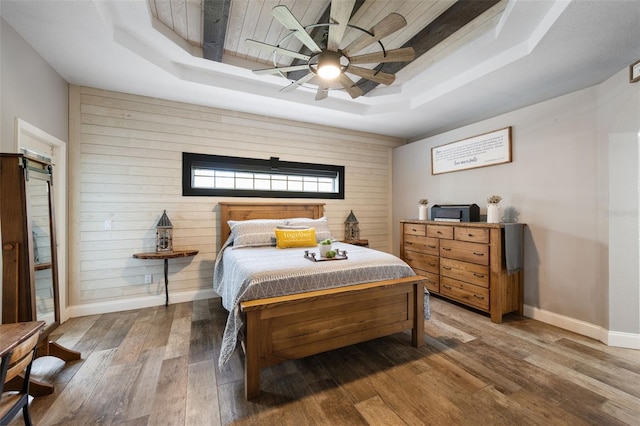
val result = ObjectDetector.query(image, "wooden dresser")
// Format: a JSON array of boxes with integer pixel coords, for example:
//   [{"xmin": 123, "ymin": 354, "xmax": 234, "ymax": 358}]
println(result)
[{"xmin": 400, "ymin": 220, "xmax": 524, "ymax": 323}]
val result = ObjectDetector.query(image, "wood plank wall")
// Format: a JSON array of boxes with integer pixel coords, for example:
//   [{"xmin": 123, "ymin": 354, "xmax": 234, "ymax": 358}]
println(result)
[{"xmin": 67, "ymin": 86, "xmax": 404, "ymax": 310}]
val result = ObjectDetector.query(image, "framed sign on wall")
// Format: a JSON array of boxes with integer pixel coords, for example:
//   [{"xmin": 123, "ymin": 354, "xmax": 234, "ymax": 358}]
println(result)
[
  {"xmin": 630, "ymin": 59, "xmax": 640, "ymax": 83},
  {"xmin": 431, "ymin": 127, "xmax": 512, "ymax": 175}
]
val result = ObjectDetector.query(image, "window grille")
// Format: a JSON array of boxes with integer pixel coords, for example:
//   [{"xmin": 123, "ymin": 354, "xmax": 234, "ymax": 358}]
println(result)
[{"xmin": 182, "ymin": 152, "xmax": 344, "ymax": 199}]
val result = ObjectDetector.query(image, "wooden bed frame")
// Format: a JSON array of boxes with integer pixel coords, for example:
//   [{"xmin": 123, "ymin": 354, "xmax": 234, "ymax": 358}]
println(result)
[{"xmin": 218, "ymin": 202, "xmax": 426, "ymax": 399}]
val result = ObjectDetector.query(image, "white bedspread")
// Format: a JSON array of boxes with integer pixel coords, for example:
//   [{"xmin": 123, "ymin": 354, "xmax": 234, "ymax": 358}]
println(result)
[{"xmin": 213, "ymin": 239, "xmax": 428, "ymax": 368}]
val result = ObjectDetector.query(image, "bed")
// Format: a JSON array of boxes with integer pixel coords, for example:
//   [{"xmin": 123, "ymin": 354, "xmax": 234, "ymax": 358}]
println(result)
[{"xmin": 214, "ymin": 202, "xmax": 428, "ymax": 399}]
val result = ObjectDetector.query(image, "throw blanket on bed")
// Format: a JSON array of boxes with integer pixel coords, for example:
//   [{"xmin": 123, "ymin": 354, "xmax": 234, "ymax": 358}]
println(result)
[{"xmin": 213, "ymin": 239, "xmax": 430, "ymax": 369}]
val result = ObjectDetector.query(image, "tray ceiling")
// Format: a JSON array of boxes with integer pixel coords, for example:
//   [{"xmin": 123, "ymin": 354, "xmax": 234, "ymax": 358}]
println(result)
[
  {"xmin": 148, "ymin": 0, "xmax": 506, "ymax": 95},
  {"xmin": 2, "ymin": 0, "xmax": 639, "ymax": 139}
]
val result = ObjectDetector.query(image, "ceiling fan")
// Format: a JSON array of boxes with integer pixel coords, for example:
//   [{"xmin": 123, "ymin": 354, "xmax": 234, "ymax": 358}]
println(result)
[{"xmin": 246, "ymin": 0, "xmax": 415, "ymax": 100}]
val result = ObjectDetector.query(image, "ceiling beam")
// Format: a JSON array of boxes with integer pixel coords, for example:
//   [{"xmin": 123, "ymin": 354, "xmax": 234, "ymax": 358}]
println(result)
[
  {"xmin": 203, "ymin": 0, "xmax": 231, "ymax": 62},
  {"xmin": 357, "ymin": 0, "xmax": 501, "ymax": 96}
]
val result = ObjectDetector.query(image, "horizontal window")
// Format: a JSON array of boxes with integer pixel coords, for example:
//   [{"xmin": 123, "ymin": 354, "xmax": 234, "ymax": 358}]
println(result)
[{"xmin": 182, "ymin": 152, "xmax": 344, "ymax": 199}]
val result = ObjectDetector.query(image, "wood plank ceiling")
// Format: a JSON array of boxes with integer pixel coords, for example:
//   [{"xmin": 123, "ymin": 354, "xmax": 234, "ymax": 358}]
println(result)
[{"xmin": 147, "ymin": 0, "xmax": 505, "ymax": 97}]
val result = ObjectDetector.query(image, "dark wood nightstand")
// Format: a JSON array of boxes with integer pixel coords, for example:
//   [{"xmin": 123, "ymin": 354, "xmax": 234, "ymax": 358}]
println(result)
[
  {"xmin": 342, "ymin": 239, "xmax": 369, "ymax": 247},
  {"xmin": 132, "ymin": 249, "xmax": 198, "ymax": 306}
]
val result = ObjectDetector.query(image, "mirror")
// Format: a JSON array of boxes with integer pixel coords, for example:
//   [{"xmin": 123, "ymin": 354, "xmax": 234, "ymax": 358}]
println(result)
[
  {"xmin": 1, "ymin": 153, "xmax": 79, "ymax": 396},
  {"xmin": 28, "ymin": 174, "xmax": 56, "ymax": 326}
]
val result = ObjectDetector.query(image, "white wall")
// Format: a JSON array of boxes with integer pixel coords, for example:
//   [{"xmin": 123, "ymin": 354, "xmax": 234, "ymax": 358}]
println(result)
[
  {"xmin": 608, "ymin": 133, "xmax": 639, "ymax": 338},
  {"xmin": 596, "ymin": 67, "xmax": 640, "ymax": 340},
  {"xmin": 67, "ymin": 85, "xmax": 404, "ymax": 315},
  {"xmin": 0, "ymin": 17, "xmax": 68, "ymax": 150},
  {"xmin": 393, "ymin": 68, "xmax": 640, "ymax": 346}
]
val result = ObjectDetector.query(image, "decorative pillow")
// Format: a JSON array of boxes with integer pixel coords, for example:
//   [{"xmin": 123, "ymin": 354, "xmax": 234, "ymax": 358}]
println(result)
[
  {"xmin": 228, "ymin": 219, "xmax": 286, "ymax": 248},
  {"xmin": 285, "ymin": 217, "xmax": 336, "ymax": 242},
  {"xmin": 274, "ymin": 228, "xmax": 317, "ymax": 248}
]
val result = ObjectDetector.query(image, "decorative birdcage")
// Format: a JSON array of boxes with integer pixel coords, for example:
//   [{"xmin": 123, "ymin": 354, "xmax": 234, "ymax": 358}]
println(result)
[
  {"xmin": 344, "ymin": 210, "xmax": 360, "ymax": 241},
  {"xmin": 156, "ymin": 210, "xmax": 173, "ymax": 252}
]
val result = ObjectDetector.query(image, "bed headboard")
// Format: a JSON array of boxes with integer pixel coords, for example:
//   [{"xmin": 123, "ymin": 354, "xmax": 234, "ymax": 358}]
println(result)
[{"xmin": 218, "ymin": 202, "xmax": 325, "ymax": 248}]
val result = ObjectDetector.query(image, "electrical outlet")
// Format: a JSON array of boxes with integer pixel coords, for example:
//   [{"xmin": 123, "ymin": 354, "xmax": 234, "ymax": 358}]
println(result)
[{"xmin": 145, "ymin": 274, "xmax": 152, "ymax": 284}]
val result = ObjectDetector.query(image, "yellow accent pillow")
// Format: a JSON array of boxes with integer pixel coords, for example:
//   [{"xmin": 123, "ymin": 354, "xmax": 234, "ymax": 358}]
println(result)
[{"xmin": 274, "ymin": 227, "xmax": 317, "ymax": 248}]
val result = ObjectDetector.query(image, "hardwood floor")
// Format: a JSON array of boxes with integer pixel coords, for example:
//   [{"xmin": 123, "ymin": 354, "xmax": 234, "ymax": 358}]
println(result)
[{"xmin": 17, "ymin": 296, "xmax": 640, "ymax": 425}]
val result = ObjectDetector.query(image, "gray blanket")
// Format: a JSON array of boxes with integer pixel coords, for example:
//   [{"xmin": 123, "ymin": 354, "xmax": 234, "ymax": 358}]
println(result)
[
  {"xmin": 504, "ymin": 223, "xmax": 524, "ymax": 274},
  {"xmin": 213, "ymin": 239, "xmax": 429, "ymax": 368}
]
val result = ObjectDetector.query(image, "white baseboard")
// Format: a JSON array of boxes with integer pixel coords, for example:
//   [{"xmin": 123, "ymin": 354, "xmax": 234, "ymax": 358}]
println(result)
[
  {"xmin": 66, "ymin": 288, "xmax": 218, "ymax": 318},
  {"xmin": 604, "ymin": 330, "xmax": 640, "ymax": 349},
  {"xmin": 524, "ymin": 304, "xmax": 640, "ymax": 350}
]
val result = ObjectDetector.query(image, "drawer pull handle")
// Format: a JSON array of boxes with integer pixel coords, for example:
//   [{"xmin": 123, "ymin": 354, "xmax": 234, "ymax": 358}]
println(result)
[
  {"xmin": 473, "ymin": 252, "xmax": 485, "ymax": 256},
  {"xmin": 474, "ymin": 294, "xmax": 485, "ymax": 300},
  {"xmin": 442, "ymin": 247, "xmax": 451, "ymax": 251},
  {"xmin": 412, "ymin": 228, "xmax": 418, "ymax": 232},
  {"xmin": 468, "ymin": 233, "xmax": 473, "ymax": 237},
  {"xmin": 443, "ymin": 284, "xmax": 452, "ymax": 290},
  {"xmin": 429, "ymin": 262, "xmax": 436, "ymax": 267},
  {"xmin": 406, "ymin": 242, "xmax": 413, "ymax": 245},
  {"xmin": 437, "ymin": 231, "xmax": 442, "ymax": 234},
  {"xmin": 442, "ymin": 266, "xmax": 452, "ymax": 270},
  {"xmin": 428, "ymin": 245, "xmax": 436, "ymax": 249},
  {"xmin": 473, "ymin": 273, "xmax": 485, "ymax": 278}
]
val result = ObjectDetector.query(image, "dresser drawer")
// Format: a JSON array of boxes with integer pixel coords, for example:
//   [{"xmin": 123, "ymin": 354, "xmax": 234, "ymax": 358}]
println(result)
[
  {"xmin": 403, "ymin": 251, "xmax": 439, "ymax": 274},
  {"xmin": 426, "ymin": 225, "xmax": 453, "ymax": 239},
  {"xmin": 440, "ymin": 276, "xmax": 489, "ymax": 311},
  {"xmin": 440, "ymin": 239, "xmax": 489, "ymax": 265},
  {"xmin": 403, "ymin": 235, "xmax": 439, "ymax": 256},
  {"xmin": 417, "ymin": 271, "xmax": 440, "ymax": 293},
  {"xmin": 440, "ymin": 258, "xmax": 489, "ymax": 288},
  {"xmin": 454, "ymin": 227, "xmax": 489, "ymax": 244},
  {"xmin": 404, "ymin": 223, "xmax": 426, "ymax": 236}
]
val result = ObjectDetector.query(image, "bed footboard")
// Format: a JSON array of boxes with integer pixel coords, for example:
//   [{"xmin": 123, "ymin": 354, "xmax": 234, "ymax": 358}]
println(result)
[{"xmin": 240, "ymin": 276, "xmax": 426, "ymax": 399}]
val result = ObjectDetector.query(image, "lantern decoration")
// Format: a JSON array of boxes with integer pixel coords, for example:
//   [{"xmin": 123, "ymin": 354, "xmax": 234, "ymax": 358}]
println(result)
[
  {"xmin": 156, "ymin": 210, "xmax": 173, "ymax": 252},
  {"xmin": 344, "ymin": 210, "xmax": 360, "ymax": 241}
]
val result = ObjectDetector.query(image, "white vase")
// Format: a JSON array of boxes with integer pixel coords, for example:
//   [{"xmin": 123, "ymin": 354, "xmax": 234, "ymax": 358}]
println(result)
[
  {"xmin": 487, "ymin": 203, "xmax": 501, "ymax": 223},
  {"xmin": 319, "ymin": 243, "xmax": 332, "ymax": 257},
  {"xmin": 418, "ymin": 204, "xmax": 428, "ymax": 220}
]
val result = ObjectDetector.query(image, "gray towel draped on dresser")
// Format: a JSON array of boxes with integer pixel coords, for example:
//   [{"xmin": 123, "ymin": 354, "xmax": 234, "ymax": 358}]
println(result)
[{"xmin": 504, "ymin": 223, "xmax": 524, "ymax": 274}]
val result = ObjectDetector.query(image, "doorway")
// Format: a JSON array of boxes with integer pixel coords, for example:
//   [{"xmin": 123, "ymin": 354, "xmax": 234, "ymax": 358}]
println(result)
[{"xmin": 14, "ymin": 118, "xmax": 69, "ymax": 322}]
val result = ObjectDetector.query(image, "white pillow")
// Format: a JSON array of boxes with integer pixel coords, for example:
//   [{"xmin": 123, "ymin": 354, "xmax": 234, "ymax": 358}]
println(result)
[
  {"xmin": 285, "ymin": 217, "xmax": 336, "ymax": 242},
  {"xmin": 228, "ymin": 219, "xmax": 287, "ymax": 248}
]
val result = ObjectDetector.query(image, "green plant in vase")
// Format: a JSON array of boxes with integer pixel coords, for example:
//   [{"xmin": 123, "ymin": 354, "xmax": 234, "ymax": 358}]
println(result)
[{"xmin": 319, "ymin": 239, "xmax": 333, "ymax": 257}]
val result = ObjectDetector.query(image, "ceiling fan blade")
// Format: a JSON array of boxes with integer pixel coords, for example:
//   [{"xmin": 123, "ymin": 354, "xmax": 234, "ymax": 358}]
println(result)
[
  {"xmin": 246, "ymin": 39, "xmax": 311, "ymax": 61},
  {"xmin": 280, "ymin": 72, "xmax": 315, "ymax": 93},
  {"xmin": 327, "ymin": 0, "xmax": 356, "ymax": 51},
  {"xmin": 272, "ymin": 5, "xmax": 321, "ymax": 53},
  {"xmin": 348, "ymin": 47, "xmax": 415, "ymax": 65},
  {"xmin": 338, "ymin": 74, "xmax": 363, "ymax": 99},
  {"xmin": 253, "ymin": 64, "xmax": 309, "ymax": 75},
  {"xmin": 342, "ymin": 13, "xmax": 407, "ymax": 56},
  {"xmin": 346, "ymin": 66, "xmax": 395, "ymax": 86},
  {"xmin": 316, "ymin": 80, "xmax": 328, "ymax": 100}
]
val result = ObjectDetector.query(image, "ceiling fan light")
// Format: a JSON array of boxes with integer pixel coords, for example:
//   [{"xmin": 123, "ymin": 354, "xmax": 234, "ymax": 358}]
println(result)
[
  {"xmin": 317, "ymin": 53, "xmax": 341, "ymax": 80},
  {"xmin": 318, "ymin": 64, "xmax": 341, "ymax": 80}
]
